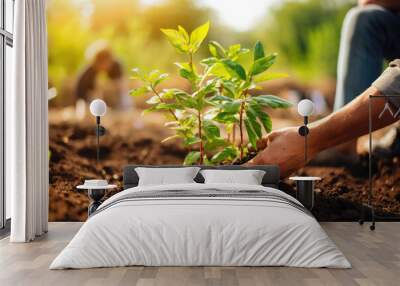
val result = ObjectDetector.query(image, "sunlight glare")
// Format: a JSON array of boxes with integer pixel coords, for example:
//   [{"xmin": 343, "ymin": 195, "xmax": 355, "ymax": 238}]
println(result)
[
  {"xmin": 198, "ymin": 0, "xmax": 280, "ymax": 31},
  {"xmin": 140, "ymin": 0, "xmax": 281, "ymax": 31}
]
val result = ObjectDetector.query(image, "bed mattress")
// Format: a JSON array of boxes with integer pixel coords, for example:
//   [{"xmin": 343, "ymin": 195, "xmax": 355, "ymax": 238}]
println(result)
[{"xmin": 50, "ymin": 183, "xmax": 351, "ymax": 269}]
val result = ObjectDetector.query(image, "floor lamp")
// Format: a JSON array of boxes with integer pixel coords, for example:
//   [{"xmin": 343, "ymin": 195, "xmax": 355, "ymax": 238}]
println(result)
[
  {"xmin": 290, "ymin": 99, "xmax": 319, "ymax": 210},
  {"xmin": 89, "ymin": 99, "xmax": 107, "ymax": 165}
]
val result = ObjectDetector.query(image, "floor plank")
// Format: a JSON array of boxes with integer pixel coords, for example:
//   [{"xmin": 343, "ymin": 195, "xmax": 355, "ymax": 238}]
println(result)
[{"xmin": 0, "ymin": 222, "xmax": 399, "ymax": 286}]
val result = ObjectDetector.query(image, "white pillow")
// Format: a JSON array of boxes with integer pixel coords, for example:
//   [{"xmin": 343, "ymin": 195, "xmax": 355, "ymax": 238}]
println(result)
[
  {"xmin": 135, "ymin": 167, "xmax": 200, "ymax": 186},
  {"xmin": 200, "ymin": 169, "xmax": 266, "ymax": 185}
]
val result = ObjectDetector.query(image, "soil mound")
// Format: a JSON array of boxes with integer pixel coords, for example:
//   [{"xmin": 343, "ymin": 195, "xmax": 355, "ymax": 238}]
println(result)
[{"xmin": 49, "ymin": 122, "xmax": 400, "ymax": 221}]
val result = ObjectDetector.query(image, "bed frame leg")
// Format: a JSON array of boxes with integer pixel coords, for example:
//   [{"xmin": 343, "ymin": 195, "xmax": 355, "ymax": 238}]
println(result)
[{"xmin": 370, "ymin": 207, "xmax": 375, "ymax": 231}]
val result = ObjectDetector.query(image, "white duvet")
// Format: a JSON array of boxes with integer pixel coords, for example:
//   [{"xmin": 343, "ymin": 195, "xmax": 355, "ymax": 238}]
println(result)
[{"xmin": 50, "ymin": 183, "xmax": 351, "ymax": 269}]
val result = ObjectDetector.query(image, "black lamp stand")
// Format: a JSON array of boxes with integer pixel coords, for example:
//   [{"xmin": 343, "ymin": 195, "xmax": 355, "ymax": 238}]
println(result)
[
  {"xmin": 298, "ymin": 116, "xmax": 310, "ymax": 163},
  {"xmin": 95, "ymin": 116, "xmax": 106, "ymax": 164},
  {"xmin": 296, "ymin": 116, "xmax": 315, "ymax": 210}
]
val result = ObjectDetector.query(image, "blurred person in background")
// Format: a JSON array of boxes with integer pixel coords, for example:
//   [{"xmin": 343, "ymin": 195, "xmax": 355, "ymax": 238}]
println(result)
[
  {"xmin": 332, "ymin": 0, "xmax": 400, "ymax": 162},
  {"xmin": 75, "ymin": 41, "xmax": 131, "ymax": 117}
]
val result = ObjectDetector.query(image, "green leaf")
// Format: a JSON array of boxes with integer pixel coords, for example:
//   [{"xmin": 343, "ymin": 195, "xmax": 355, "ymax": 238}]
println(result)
[
  {"xmin": 211, "ymin": 147, "xmax": 238, "ymax": 163},
  {"xmin": 184, "ymin": 136, "xmax": 201, "ymax": 145},
  {"xmin": 252, "ymin": 106, "xmax": 272, "ymax": 133},
  {"xmin": 222, "ymin": 59, "xmax": 246, "ymax": 80},
  {"xmin": 208, "ymin": 41, "xmax": 226, "ymax": 58},
  {"xmin": 142, "ymin": 106, "xmax": 158, "ymax": 115},
  {"xmin": 253, "ymin": 95, "xmax": 292, "ymax": 109},
  {"xmin": 153, "ymin": 74, "xmax": 168, "ymax": 87},
  {"xmin": 227, "ymin": 44, "xmax": 249, "ymax": 60},
  {"xmin": 179, "ymin": 68, "xmax": 197, "ymax": 82},
  {"xmin": 129, "ymin": 86, "xmax": 149, "ymax": 97},
  {"xmin": 178, "ymin": 25, "xmax": 189, "ymax": 42},
  {"xmin": 253, "ymin": 41, "xmax": 265, "ymax": 61},
  {"xmin": 258, "ymin": 112, "xmax": 272, "ymax": 133},
  {"xmin": 210, "ymin": 94, "xmax": 234, "ymax": 103},
  {"xmin": 254, "ymin": 72, "xmax": 288, "ymax": 83},
  {"xmin": 200, "ymin": 57, "xmax": 218, "ymax": 67},
  {"xmin": 249, "ymin": 104, "xmax": 272, "ymax": 133},
  {"xmin": 246, "ymin": 109, "xmax": 262, "ymax": 138},
  {"xmin": 191, "ymin": 82, "xmax": 217, "ymax": 109},
  {"xmin": 161, "ymin": 28, "xmax": 189, "ymax": 53},
  {"xmin": 249, "ymin": 53, "xmax": 277, "ymax": 76},
  {"xmin": 175, "ymin": 92, "xmax": 198, "ymax": 109},
  {"xmin": 244, "ymin": 118, "xmax": 258, "ymax": 149},
  {"xmin": 156, "ymin": 103, "xmax": 183, "ymax": 110},
  {"xmin": 184, "ymin": 151, "xmax": 201, "ymax": 165},
  {"xmin": 204, "ymin": 138, "xmax": 228, "ymax": 151},
  {"xmin": 228, "ymin": 44, "xmax": 241, "ymax": 55},
  {"xmin": 203, "ymin": 120, "xmax": 220, "ymax": 138},
  {"xmin": 221, "ymin": 80, "xmax": 237, "ymax": 97},
  {"xmin": 197, "ymin": 80, "xmax": 217, "ymax": 95},
  {"xmin": 148, "ymin": 70, "xmax": 161, "ymax": 82},
  {"xmin": 208, "ymin": 62, "xmax": 231, "ymax": 79},
  {"xmin": 189, "ymin": 21, "xmax": 210, "ymax": 52},
  {"xmin": 159, "ymin": 89, "xmax": 175, "ymax": 100},
  {"xmin": 175, "ymin": 62, "xmax": 197, "ymax": 82},
  {"xmin": 213, "ymin": 112, "xmax": 237, "ymax": 123},
  {"xmin": 220, "ymin": 101, "xmax": 241, "ymax": 113},
  {"xmin": 202, "ymin": 154, "xmax": 211, "ymax": 166},
  {"xmin": 143, "ymin": 70, "xmax": 169, "ymax": 88}
]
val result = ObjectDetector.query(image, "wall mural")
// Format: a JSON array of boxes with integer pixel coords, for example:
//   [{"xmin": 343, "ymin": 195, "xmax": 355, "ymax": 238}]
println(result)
[{"xmin": 48, "ymin": 0, "xmax": 400, "ymax": 222}]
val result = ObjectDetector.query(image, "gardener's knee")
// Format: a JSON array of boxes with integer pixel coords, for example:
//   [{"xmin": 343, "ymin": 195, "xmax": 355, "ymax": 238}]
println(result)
[{"xmin": 343, "ymin": 5, "xmax": 387, "ymax": 41}]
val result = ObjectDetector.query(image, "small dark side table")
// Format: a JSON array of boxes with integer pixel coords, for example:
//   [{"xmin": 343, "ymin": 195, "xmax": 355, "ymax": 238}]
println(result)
[
  {"xmin": 77, "ymin": 184, "xmax": 117, "ymax": 216},
  {"xmin": 289, "ymin": 176, "xmax": 321, "ymax": 210}
]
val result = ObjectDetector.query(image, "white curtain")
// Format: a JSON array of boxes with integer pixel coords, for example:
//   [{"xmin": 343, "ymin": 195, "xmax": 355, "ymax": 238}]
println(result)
[{"xmin": 7, "ymin": 0, "xmax": 49, "ymax": 242}]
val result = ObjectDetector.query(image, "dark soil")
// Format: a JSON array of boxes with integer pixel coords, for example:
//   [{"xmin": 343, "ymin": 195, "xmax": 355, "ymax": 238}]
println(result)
[
  {"xmin": 49, "ymin": 122, "xmax": 400, "ymax": 222},
  {"xmin": 49, "ymin": 121, "xmax": 187, "ymax": 221}
]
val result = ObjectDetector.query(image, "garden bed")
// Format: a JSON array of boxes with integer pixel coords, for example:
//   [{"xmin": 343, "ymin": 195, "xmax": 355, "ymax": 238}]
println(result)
[{"xmin": 49, "ymin": 119, "xmax": 400, "ymax": 221}]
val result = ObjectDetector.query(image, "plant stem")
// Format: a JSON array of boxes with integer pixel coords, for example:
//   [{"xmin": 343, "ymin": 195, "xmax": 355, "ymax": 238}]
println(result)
[
  {"xmin": 238, "ymin": 88, "xmax": 249, "ymax": 160},
  {"xmin": 232, "ymin": 123, "xmax": 236, "ymax": 144},
  {"xmin": 150, "ymin": 86, "xmax": 178, "ymax": 121},
  {"xmin": 239, "ymin": 102, "xmax": 244, "ymax": 160},
  {"xmin": 198, "ymin": 110, "xmax": 204, "ymax": 164},
  {"xmin": 189, "ymin": 53, "xmax": 194, "ymax": 71}
]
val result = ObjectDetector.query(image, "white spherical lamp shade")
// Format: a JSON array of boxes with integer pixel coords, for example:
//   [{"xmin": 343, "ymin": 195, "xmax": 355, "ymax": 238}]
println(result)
[
  {"xmin": 90, "ymin": 99, "xmax": 107, "ymax": 117},
  {"xmin": 297, "ymin": 99, "xmax": 314, "ymax": 117}
]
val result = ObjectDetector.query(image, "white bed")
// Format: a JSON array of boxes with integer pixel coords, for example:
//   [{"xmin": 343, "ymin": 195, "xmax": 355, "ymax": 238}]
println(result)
[{"xmin": 50, "ymin": 182, "xmax": 351, "ymax": 269}]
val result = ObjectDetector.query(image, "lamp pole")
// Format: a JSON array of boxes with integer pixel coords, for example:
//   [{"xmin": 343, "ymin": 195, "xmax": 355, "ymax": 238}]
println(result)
[
  {"xmin": 297, "ymin": 99, "xmax": 314, "ymax": 165},
  {"xmin": 96, "ymin": 116, "xmax": 100, "ymax": 165},
  {"xmin": 293, "ymin": 99, "xmax": 318, "ymax": 210},
  {"xmin": 90, "ymin": 99, "xmax": 107, "ymax": 166},
  {"xmin": 304, "ymin": 116, "xmax": 308, "ymax": 164}
]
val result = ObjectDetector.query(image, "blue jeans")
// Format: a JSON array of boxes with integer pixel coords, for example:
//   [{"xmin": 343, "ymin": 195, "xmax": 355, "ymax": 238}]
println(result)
[{"xmin": 334, "ymin": 5, "xmax": 400, "ymax": 110}]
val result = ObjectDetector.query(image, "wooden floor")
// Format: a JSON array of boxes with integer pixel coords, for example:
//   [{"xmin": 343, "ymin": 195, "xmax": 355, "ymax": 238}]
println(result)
[{"xmin": 0, "ymin": 222, "xmax": 399, "ymax": 286}]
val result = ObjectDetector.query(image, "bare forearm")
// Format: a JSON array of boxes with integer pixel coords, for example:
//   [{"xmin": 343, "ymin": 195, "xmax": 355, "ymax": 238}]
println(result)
[
  {"xmin": 359, "ymin": 0, "xmax": 400, "ymax": 10},
  {"xmin": 309, "ymin": 87, "xmax": 397, "ymax": 154}
]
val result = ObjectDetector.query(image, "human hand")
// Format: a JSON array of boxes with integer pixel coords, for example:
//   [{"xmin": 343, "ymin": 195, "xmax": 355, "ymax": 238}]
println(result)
[
  {"xmin": 245, "ymin": 127, "xmax": 318, "ymax": 178},
  {"xmin": 358, "ymin": 0, "xmax": 376, "ymax": 6}
]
